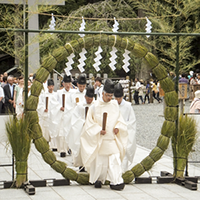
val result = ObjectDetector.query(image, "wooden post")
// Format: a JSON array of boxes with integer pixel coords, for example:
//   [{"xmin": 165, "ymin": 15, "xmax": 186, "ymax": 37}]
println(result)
[{"xmin": 76, "ymin": 97, "xmax": 79, "ymax": 103}]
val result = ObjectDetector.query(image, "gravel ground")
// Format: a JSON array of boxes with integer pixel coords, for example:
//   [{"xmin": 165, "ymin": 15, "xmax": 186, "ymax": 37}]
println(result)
[{"xmin": 132, "ymin": 99, "xmax": 200, "ymax": 166}]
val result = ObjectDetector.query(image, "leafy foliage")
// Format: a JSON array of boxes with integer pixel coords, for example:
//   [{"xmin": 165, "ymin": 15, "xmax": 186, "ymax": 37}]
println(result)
[{"xmin": 129, "ymin": 0, "xmax": 200, "ymax": 73}]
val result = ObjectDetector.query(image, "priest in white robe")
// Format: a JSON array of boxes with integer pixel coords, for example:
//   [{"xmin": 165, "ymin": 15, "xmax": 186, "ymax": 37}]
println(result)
[
  {"xmin": 71, "ymin": 74, "xmax": 87, "ymax": 104},
  {"xmin": 68, "ymin": 85, "xmax": 95, "ymax": 170},
  {"xmin": 55, "ymin": 75, "xmax": 75, "ymax": 157},
  {"xmin": 81, "ymin": 79, "xmax": 128, "ymax": 190},
  {"xmin": 114, "ymin": 83, "xmax": 136, "ymax": 173}
]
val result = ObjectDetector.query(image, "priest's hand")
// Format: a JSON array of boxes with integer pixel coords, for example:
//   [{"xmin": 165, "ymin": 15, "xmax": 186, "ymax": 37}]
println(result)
[
  {"xmin": 44, "ymin": 109, "xmax": 48, "ymax": 112},
  {"xmin": 113, "ymin": 128, "xmax": 119, "ymax": 135},
  {"xmin": 100, "ymin": 130, "xmax": 106, "ymax": 135},
  {"xmin": 60, "ymin": 107, "xmax": 64, "ymax": 111}
]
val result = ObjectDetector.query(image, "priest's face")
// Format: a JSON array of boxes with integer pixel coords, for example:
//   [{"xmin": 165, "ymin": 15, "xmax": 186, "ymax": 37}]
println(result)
[
  {"xmin": 102, "ymin": 92, "xmax": 113, "ymax": 102},
  {"xmin": 63, "ymin": 82, "xmax": 71, "ymax": 91},
  {"xmin": 77, "ymin": 83, "xmax": 86, "ymax": 93},
  {"xmin": 85, "ymin": 96, "xmax": 93, "ymax": 104},
  {"xmin": 48, "ymin": 85, "xmax": 54, "ymax": 93},
  {"xmin": 115, "ymin": 97, "xmax": 123, "ymax": 105}
]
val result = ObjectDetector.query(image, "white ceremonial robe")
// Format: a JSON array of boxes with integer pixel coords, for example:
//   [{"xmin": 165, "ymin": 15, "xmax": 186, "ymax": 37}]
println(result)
[
  {"xmin": 71, "ymin": 88, "xmax": 86, "ymax": 104},
  {"xmin": 16, "ymin": 87, "xmax": 24, "ymax": 119},
  {"xmin": 55, "ymin": 88, "xmax": 75, "ymax": 153},
  {"xmin": 119, "ymin": 99, "xmax": 136, "ymax": 172},
  {"xmin": 81, "ymin": 99, "xmax": 128, "ymax": 184},
  {"xmin": 37, "ymin": 91, "xmax": 61, "ymax": 142},
  {"xmin": 68, "ymin": 99, "xmax": 94, "ymax": 167}
]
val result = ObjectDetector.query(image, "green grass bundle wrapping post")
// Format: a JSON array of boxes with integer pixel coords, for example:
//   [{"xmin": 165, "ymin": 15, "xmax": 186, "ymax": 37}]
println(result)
[
  {"xmin": 149, "ymin": 147, "xmax": 164, "ymax": 161},
  {"xmin": 26, "ymin": 111, "xmax": 39, "ymax": 125},
  {"xmin": 161, "ymin": 120, "xmax": 176, "ymax": 137},
  {"xmin": 156, "ymin": 135, "xmax": 170, "ymax": 151},
  {"xmin": 42, "ymin": 55, "xmax": 57, "ymax": 72},
  {"xmin": 30, "ymin": 80, "xmax": 43, "ymax": 97},
  {"xmin": 35, "ymin": 67, "xmax": 50, "ymax": 83},
  {"xmin": 174, "ymin": 115, "xmax": 197, "ymax": 178},
  {"xmin": 144, "ymin": 52, "xmax": 159, "ymax": 69},
  {"xmin": 26, "ymin": 96, "xmax": 38, "ymax": 110},
  {"xmin": 62, "ymin": 168, "xmax": 78, "ymax": 181},
  {"xmin": 140, "ymin": 156, "xmax": 155, "ymax": 171},
  {"xmin": 122, "ymin": 170, "xmax": 135, "ymax": 184},
  {"xmin": 51, "ymin": 46, "xmax": 68, "ymax": 62},
  {"xmin": 164, "ymin": 106, "xmax": 178, "ymax": 121},
  {"xmin": 164, "ymin": 91, "xmax": 179, "ymax": 106},
  {"xmin": 51, "ymin": 161, "xmax": 66, "ymax": 174},
  {"xmin": 29, "ymin": 123, "xmax": 43, "ymax": 139},
  {"xmin": 132, "ymin": 43, "xmax": 148, "ymax": 58},
  {"xmin": 131, "ymin": 163, "xmax": 146, "ymax": 177},
  {"xmin": 152, "ymin": 64, "xmax": 168, "ymax": 80},
  {"xmin": 160, "ymin": 77, "xmax": 175, "ymax": 92},
  {"xmin": 34, "ymin": 137, "xmax": 49, "ymax": 154},
  {"xmin": 76, "ymin": 173, "xmax": 89, "ymax": 185},
  {"xmin": 6, "ymin": 117, "xmax": 31, "ymax": 187},
  {"xmin": 42, "ymin": 150, "xmax": 56, "ymax": 165}
]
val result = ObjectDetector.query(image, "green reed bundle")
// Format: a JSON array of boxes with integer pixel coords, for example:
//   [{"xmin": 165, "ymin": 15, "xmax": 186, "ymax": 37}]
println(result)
[
  {"xmin": 173, "ymin": 115, "xmax": 197, "ymax": 178},
  {"xmin": 6, "ymin": 117, "xmax": 31, "ymax": 187}
]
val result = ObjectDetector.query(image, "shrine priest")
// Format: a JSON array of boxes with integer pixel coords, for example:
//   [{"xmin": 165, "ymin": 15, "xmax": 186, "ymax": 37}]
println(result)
[
  {"xmin": 68, "ymin": 85, "xmax": 95, "ymax": 171},
  {"xmin": 71, "ymin": 74, "xmax": 87, "ymax": 104},
  {"xmin": 55, "ymin": 75, "xmax": 75, "ymax": 157},
  {"xmin": 114, "ymin": 83, "xmax": 136, "ymax": 172},
  {"xmin": 81, "ymin": 79, "xmax": 128, "ymax": 190}
]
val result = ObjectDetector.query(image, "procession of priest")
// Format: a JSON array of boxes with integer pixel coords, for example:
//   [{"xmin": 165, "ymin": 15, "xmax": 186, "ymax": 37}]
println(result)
[{"xmin": 15, "ymin": 74, "xmax": 137, "ymax": 191}]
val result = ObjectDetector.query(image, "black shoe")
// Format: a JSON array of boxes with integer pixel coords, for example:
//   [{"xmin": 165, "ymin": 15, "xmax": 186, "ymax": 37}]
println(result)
[
  {"xmin": 94, "ymin": 181, "xmax": 102, "ymax": 188},
  {"xmin": 68, "ymin": 149, "xmax": 72, "ymax": 155},
  {"xmin": 79, "ymin": 166, "xmax": 86, "ymax": 172},
  {"xmin": 60, "ymin": 152, "xmax": 66, "ymax": 157},
  {"xmin": 110, "ymin": 183, "xmax": 125, "ymax": 190},
  {"xmin": 52, "ymin": 148, "xmax": 57, "ymax": 152}
]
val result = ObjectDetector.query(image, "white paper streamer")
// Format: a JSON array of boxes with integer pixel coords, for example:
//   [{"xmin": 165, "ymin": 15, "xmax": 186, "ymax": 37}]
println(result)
[
  {"xmin": 122, "ymin": 49, "xmax": 130, "ymax": 73},
  {"xmin": 77, "ymin": 48, "xmax": 87, "ymax": 73},
  {"xmin": 112, "ymin": 17, "xmax": 119, "ymax": 32},
  {"xmin": 48, "ymin": 13, "xmax": 56, "ymax": 35},
  {"xmin": 93, "ymin": 46, "xmax": 103, "ymax": 72},
  {"xmin": 64, "ymin": 53, "xmax": 75, "ymax": 75},
  {"xmin": 78, "ymin": 16, "xmax": 86, "ymax": 38},
  {"xmin": 145, "ymin": 17, "xmax": 152, "ymax": 38},
  {"xmin": 109, "ymin": 47, "xmax": 117, "ymax": 71}
]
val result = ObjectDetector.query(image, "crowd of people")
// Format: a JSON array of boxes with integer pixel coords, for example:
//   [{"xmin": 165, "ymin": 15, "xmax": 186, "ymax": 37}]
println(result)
[
  {"xmin": 0, "ymin": 73, "xmax": 136, "ymax": 191},
  {"xmin": 132, "ymin": 78, "xmax": 162, "ymax": 105}
]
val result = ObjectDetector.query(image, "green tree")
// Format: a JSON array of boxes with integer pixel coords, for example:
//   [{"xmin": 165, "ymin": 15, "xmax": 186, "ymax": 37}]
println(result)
[{"xmin": 129, "ymin": 0, "xmax": 200, "ymax": 73}]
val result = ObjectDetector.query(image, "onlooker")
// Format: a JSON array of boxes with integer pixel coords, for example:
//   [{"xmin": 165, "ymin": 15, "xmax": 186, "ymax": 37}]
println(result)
[
  {"xmin": 151, "ymin": 80, "xmax": 161, "ymax": 103},
  {"xmin": 179, "ymin": 73, "xmax": 189, "ymax": 84},
  {"xmin": 3, "ymin": 75, "xmax": 15, "ymax": 113},
  {"xmin": 138, "ymin": 79, "xmax": 144, "ymax": 104},
  {"xmin": 144, "ymin": 80, "xmax": 150, "ymax": 104},
  {"xmin": 1, "ymin": 76, "xmax": 8, "ymax": 88},
  {"xmin": 94, "ymin": 77, "xmax": 104, "ymax": 100},
  {"xmin": 133, "ymin": 78, "xmax": 141, "ymax": 105},
  {"xmin": 0, "ymin": 86, "xmax": 4, "ymax": 113}
]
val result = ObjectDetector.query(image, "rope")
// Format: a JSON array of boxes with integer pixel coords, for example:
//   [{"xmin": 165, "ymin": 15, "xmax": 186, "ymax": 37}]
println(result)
[{"xmin": 27, "ymin": 11, "xmax": 180, "ymax": 21}]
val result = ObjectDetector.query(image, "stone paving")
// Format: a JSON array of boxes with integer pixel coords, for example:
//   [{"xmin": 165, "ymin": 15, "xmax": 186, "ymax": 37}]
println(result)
[{"xmin": 0, "ymin": 101, "xmax": 200, "ymax": 199}]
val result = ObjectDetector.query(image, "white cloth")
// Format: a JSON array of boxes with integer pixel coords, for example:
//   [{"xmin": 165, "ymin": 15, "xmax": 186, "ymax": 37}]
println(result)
[
  {"xmin": 68, "ymin": 99, "xmax": 94, "ymax": 167},
  {"xmin": 119, "ymin": 99, "xmax": 136, "ymax": 172},
  {"xmin": 95, "ymin": 84, "xmax": 104, "ymax": 100},
  {"xmin": 81, "ymin": 99, "xmax": 128, "ymax": 184}
]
